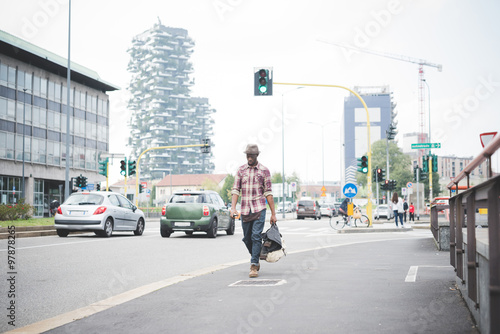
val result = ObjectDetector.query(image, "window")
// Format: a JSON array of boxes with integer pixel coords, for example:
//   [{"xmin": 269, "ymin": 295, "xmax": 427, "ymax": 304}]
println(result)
[
  {"xmin": 108, "ymin": 194, "xmax": 120, "ymax": 206},
  {"xmin": 15, "ymin": 134, "xmax": 31, "ymax": 162},
  {"xmin": 47, "ymin": 140, "xmax": 60, "ymax": 165},
  {"xmin": 40, "ymin": 78, "xmax": 47, "ymax": 97},
  {"xmin": 32, "ymin": 137, "xmax": 45, "ymax": 163},
  {"xmin": 17, "ymin": 70, "xmax": 25, "ymax": 89},
  {"xmin": 33, "ymin": 76, "xmax": 41, "ymax": 96},
  {"xmin": 0, "ymin": 97, "xmax": 6, "ymax": 118},
  {"xmin": 0, "ymin": 132, "xmax": 15, "ymax": 159},
  {"xmin": 17, "ymin": 103, "xmax": 32, "ymax": 124},
  {"xmin": 7, "ymin": 66, "xmax": 16, "ymax": 88},
  {"xmin": 0, "ymin": 63, "xmax": 7, "ymax": 84}
]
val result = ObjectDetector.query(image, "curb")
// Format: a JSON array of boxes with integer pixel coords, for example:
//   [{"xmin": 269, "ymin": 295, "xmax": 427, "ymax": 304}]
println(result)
[{"xmin": 0, "ymin": 226, "xmax": 57, "ymax": 239}]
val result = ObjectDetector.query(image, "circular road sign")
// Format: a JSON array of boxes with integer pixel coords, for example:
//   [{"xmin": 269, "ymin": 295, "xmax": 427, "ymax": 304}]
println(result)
[
  {"xmin": 407, "ymin": 182, "xmax": 413, "ymax": 188},
  {"xmin": 343, "ymin": 183, "xmax": 358, "ymax": 198}
]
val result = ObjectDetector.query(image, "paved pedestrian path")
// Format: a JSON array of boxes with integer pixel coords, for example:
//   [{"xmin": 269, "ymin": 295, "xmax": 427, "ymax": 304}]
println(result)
[{"xmin": 31, "ymin": 235, "xmax": 476, "ymax": 334}]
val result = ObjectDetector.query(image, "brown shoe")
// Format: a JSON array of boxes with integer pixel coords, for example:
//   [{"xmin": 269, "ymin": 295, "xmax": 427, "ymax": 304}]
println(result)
[{"xmin": 249, "ymin": 264, "xmax": 259, "ymax": 278}]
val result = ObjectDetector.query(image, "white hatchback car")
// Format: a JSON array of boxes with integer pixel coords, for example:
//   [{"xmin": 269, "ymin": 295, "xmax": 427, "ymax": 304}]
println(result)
[
  {"xmin": 54, "ymin": 191, "xmax": 145, "ymax": 237},
  {"xmin": 375, "ymin": 204, "xmax": 394, "ymax": 220}
]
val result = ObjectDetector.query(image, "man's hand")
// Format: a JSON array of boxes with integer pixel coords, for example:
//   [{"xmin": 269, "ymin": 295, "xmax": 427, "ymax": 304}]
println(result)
[
  {"xmin": 270, "ymin": 213, "xmax": 277, "ymax": 225},
  {"xmin": 230, "ymin": 208, "xmax": 238, "ymax": 218}
]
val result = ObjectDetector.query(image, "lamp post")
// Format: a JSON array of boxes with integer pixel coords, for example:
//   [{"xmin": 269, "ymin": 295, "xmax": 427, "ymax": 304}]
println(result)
[
  {"xmin": 423, "ymin": 79, "xmax": 432, "ymax": 201},
  {"xmin": 22, "ymin": 88, "xmax": 27, "ymax": 201},
  {"xmin": 281, "ymin": 87, "xmax": 303, "ymax": 218}
]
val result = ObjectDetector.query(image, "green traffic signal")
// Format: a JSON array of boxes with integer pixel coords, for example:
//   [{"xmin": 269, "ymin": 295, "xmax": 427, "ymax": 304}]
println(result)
[
  {"xmin": 98, "ymin": 158, "xmax": 108, "ymax": 177},
  {"xmin": 254, "ymin": 68, "xmax": 273, "ymax": 96},
  {"xmin": 432, "ymin": 154, "xmax": 438, "ymax": 172},
  {"xmin": 128, "ymin": 160, "xmax": 136, "ymax": 176},
  {"xmin": 422, "ymin": 155, "xmax": 429, "ymax": 173},
  {"xmin": 120, "ymin": 159, "xmax": 127, "ymax": 176},
  {"xmin": 357, "ymin": 156, "xmax": 368, "ymax": 174}
]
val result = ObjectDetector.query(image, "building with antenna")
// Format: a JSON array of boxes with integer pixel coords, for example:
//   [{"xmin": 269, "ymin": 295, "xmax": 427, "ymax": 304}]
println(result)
[{"xmin": 127, "ymin": 21, "xmax": 215, "ymax": 179}]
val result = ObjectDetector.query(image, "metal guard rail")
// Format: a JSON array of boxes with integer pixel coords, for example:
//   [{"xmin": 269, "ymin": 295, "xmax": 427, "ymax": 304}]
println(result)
[
  {"xmin": 447, "ymin": 134, "xmax": 500, "ymax": 193},
  {"xmin": 447, "ymin": 133, "xmax": 499, "ymax": 333}
]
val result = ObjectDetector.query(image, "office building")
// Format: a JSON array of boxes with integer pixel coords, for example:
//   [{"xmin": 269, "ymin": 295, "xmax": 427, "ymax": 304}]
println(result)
[
  {"xmin": 343, "ymin": 86, "xmax": 396, "ymax": 185},
  {"xmin": 0, "ymin": 30, "xmax": 118, "ymax": 216}
]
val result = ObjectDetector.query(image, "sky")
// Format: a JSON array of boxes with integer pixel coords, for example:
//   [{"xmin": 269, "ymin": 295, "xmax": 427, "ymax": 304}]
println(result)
[{"xmin": 1, "ymin": 0, "xmax": 499, "ymax": 184}]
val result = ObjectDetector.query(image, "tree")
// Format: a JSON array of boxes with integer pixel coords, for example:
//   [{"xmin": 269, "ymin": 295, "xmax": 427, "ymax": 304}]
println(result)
[
  {"xmin": 271, "ymin": 172, "xmax": 283, "ymax": 184},
  {"xmin": 219, "ymin": 174, "xmax": 235, "ymax": 205},
  {"xmin": 356, "ymin": 139, "xmax": 413, "ymax": 198}
]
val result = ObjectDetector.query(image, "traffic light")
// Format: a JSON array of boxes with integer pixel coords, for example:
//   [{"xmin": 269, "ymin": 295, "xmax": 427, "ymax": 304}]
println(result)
[
  {"xmin": 201, "ymin": 138, "xmax": 211, "ymax": 154},
  {"xmin": 139, "ymin": 184, "xmax": 144, "ymax": 193},
  {"xmin": 420, "ymin": 172, "xmax": 428, "ymax": 181},
  {"xmin": 386, "ymin": 123, "xmax": 397, "ymax": 140},
  {"xmin": 81, "ymin": 176, "xmax": 87, "ymax": 188},
  {"xmin": 98, "ymin": 158, "xmax": 108, "ymax": 176},
  {"xmin": 414, "ymin": 166, "xmax": 420, "ymax": 182},
  {"xmin": 432, "ymin": 154, "xmax": 438, "ymax": 173},
  {"xmin": 381, "ymin": 179, "xmax": 389, "ymax": 191},
  {"xmin": 391, "ymin": 180, "xmax": 397, "ymax": 190},
  {"xmin": 96, "ymin": 184, "xmax": 101, "ymax": 191},
  {"xmin": 422, "ymin": 155, "xmax": 429, "ymax": 173},
  {"xmin": 377, "ymin": 168, "xmax": 385, "ymax": 181},
  {"xmin": 357, "ymin": 156, "xmax": 368, "ymax": 174},
  {"xmin": 254, "ymin": 67, "xmax": 273, "ymax": 96},
  {"xmin": 128, "ymin": 160, "xmax": 136, "ymax": 176},
  {"xmin": 120, "ymin": 159, "xmax": 127, "ymax": 176}
]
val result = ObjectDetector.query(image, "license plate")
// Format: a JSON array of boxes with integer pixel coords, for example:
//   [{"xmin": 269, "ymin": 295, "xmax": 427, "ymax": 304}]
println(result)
[
  {"xmin": 299, "ymin": 208, "xmax": 305, "ymax": 212},
  {"xmin": 69, "ymin": 211, "xmax": 87, "ymax": 216},
  {"xmin": 175, "ymin": 222, "xmax": 191, "ymax": 227}
]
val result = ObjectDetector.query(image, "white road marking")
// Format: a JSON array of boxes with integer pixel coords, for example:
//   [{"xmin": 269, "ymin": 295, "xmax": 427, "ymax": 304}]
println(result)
[{"xmin": 405, "ymin": 266, "xmax": 419, "ymax": 282}]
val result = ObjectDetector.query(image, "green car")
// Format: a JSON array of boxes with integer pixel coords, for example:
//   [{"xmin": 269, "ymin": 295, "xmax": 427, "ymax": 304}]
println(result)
[{"xmin": 160, "ymin": 190, "xmax": 235, "ymax": 238}]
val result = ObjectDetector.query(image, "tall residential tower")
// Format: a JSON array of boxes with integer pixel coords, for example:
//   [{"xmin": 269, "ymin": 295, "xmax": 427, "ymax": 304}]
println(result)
[{"xmin": 127, "ymin": 22, "xmax": 215, "ymax": 179}]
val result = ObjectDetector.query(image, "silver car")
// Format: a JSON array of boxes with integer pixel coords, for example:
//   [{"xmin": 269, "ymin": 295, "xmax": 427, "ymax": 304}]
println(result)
[
  {"xmin": 54, "ymin": 191, "xmax": 145, "ymax": 237},
  {"xmin": 375, "ymin": 204, "xmax": 394, "ymax": 220}
]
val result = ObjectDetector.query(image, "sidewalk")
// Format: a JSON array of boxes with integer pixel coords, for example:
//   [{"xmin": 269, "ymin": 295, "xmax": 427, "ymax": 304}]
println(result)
[{"xmin": 30, "ymin": 235, "xmax": 476, "ymax": 334}]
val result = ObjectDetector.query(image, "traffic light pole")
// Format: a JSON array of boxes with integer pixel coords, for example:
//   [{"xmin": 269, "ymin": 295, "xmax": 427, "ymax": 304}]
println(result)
[
  {"xmin": 417, "ymin": 166, "xmax": 420, "ymax": 220},
  {"xmin": 274, "ymin": 82, "xmax": 373, "ymax": 226},
  {"xmin": 134, "ymin": 143, "xmax": 210, "ymax": 205},
  {"xmin": 428, "ymin": 154, "xmax": 433, "ymax": 202},
  {"xmin": 375, "ymin": 167, "xmax": 379, "ymax": 207}
]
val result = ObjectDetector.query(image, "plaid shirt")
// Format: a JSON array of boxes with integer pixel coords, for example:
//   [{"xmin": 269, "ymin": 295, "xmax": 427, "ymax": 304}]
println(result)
[{"xmin": 231, "ymin": 163, "xmax": 273, "ymax": 216}]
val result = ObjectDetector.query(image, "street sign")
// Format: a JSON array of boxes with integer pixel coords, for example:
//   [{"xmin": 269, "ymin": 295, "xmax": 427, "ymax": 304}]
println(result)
[
  {"xmin": 402, "ymin": 187, "xmax": 407, "ymax": 196},
  {"xmin": 87, "ymin": 183, "xmax": 94, "ymax": 190},
  {"xmin": 411, "ymin": 143, "xmax": 441, "ymax": 149},
  {"xmin": 343, "ymin": 183, "xmax": 358, "ymax": 198},
  {"xmin": 407, "ymin": 182, "xmax": 413, "ymax": 188},
  {"xmin": 290, "ymin": 182, "xmax": 297, "ymax": 192}
]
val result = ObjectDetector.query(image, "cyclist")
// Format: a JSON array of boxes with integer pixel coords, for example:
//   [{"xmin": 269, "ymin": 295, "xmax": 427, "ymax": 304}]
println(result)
[{"xmin": 338, "ymin": 198, "xmax": 351, "ymax": 225}]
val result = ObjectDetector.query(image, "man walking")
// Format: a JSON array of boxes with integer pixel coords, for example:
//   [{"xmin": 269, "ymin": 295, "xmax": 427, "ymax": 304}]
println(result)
[{"xmin": 231, "ymin": 144, "xmax": 277, "ymax": 278}]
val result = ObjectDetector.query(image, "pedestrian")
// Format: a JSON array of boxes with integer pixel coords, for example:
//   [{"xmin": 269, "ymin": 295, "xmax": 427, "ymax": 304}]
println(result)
[
  {"xmin": 409, "ymin": 202, "xmax": 415, "ymax": 221},
  {"xmin": 391, "ymin": 192, "xmax": 404, "ymax": 228},
  {"xmin": 231, "ymin": 144, "xmax": 277, "ymax": 278},
  {"xmin": 403, "ymin": 198, "xmax": 409, "ymax": 222}
]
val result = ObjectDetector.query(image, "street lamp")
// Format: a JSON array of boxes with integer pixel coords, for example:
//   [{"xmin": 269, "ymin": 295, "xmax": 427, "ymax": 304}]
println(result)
[
  {"xmin": 281, "ymin": 87, "xmax": 303, "ymax": 218},
  {"xmin": 22, "ymin": 88, "xmax": 27, "ymax": 201},
  {"xmin": 307, "ymin": 121, "xmax": 338, "ymax": 189}
]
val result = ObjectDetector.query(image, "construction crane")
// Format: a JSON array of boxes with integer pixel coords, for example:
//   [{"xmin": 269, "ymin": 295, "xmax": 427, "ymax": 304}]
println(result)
[{"xmin": 320, "ymin": 40, "xmax": 442, "ymax": 151}]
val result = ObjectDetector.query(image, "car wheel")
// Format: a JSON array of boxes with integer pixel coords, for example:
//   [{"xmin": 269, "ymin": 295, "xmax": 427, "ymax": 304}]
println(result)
[
  {"xmin": 134, "ymin": 218, "xmax": 145, "ymax": 236},
  {"xmin": 160, "ymin": 226, "xmax": 171, "ymax": 238},
  {"xmin": 207, "ymin": 219, "xmax": 218, "ymax": 238},
  {"xmin": 226, "ymin": 218, "xmax": 235, "ymax": 235},
  {"xmin": 56, "ymin": 229, "xmax": 69, "ymax": 237},
  {"xmin": 96, "ymin": 218, "xmax": 113, "ymax": 237}
]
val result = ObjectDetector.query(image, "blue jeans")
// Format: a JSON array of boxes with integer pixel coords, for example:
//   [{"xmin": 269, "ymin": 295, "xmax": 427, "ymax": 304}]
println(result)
[
  {"xmin": 242, "ymin": 209, "xmax": 266, "ymax": 265},
  {"xmin": 394, "ymin": 211, "xmax": 404, "ymax": 226}
]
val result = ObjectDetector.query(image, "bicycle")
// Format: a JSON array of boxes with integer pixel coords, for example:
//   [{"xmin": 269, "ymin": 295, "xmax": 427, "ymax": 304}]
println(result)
[{"xmin": 329, "ymin": 207, "xmax": 370, "ymax": 230}]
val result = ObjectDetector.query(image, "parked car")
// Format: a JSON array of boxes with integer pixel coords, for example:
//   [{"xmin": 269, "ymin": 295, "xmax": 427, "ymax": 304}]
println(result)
[
  {"xmin": 320, "ymin": 203, "xmax": 335, "ymax": 217},
  {"xmin": 160, "ymin": 190, "xmax": 235, "ymax": 238},
  {"xmin": 277, "ymin": 201, "xmax": 293, "ymax": 213},
  {"xmin": 374, "ymin": 204, "xmax": 394, "ymax": 220},
  {"xmin": 297, "ymin": 199, "xmax": 321, "ymax": 220},
  {"xmin": 54, "ymin": 191, "xmax": 145, "ymax": 237}
]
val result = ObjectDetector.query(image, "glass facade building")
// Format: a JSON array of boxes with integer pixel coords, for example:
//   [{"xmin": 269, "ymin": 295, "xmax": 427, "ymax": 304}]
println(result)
[{"xmin": 0, "ymin": 30, "xmax": 118, "ymax": 216}]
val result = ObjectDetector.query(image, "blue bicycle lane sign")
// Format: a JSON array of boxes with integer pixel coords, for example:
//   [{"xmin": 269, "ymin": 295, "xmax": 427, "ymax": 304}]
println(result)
[{"xmin": 343, "ymin": 183, "xmax": 358, "ymax": 198}]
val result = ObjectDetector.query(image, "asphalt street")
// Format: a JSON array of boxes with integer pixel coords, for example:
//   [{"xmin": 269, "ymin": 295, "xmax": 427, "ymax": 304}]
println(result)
[{"xmin": 38, "ymin": 231, "xmax": 477, "ymax": 333}]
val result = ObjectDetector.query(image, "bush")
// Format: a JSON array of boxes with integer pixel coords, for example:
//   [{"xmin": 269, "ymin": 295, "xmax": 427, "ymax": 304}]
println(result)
[{"xmin": 0, "ymin": 199, "xmax": 33, "ymax": 221}]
